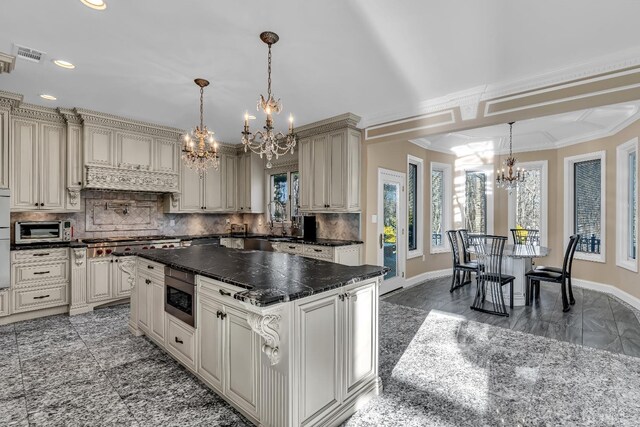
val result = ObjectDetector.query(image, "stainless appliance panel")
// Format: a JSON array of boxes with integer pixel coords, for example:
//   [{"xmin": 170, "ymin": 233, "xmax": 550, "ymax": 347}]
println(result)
[
  {"xmin": 164, "ymin": 271, "xmax": 196, "ymax": 328},
  {"xmin": 15, "ymin": 221, "xmax": 71, "ymax": 244}
]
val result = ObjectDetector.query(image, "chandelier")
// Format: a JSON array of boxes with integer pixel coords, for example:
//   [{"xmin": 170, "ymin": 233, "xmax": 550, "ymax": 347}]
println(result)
[
  {"xmin": 496, "ymin": 121, "xmax": 526, "ymax": 193},
  {"xmin": 182, "ymin": 78, "xmax": 219, "ymax": 174},
  {"xmin": 242, "ymin": 31, "xmax": 296, "ymax": 169}
]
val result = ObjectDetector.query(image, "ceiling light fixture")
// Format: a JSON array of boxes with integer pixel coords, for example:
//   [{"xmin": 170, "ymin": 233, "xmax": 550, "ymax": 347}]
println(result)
[
  {"xmin": 241, "ymin": 31, "xmax": 296, "ymax": 169},
  {"xmin": 40, "ymin": 94, "xmax": 57, "ymax": 101},
  {"xmin": 182, "ymin": 78, "xmax": 220, "ymax": 174},
  {"xmin": 80, "ymin": 0, "xmax": 107, "ymax": 10},
  {"xmin": 53, "ymin": 59, "xmax": 75, "ymax": 69},
  {"xmin": 496, "ymin": 122, "xmax": 526, "ymax": 193}
]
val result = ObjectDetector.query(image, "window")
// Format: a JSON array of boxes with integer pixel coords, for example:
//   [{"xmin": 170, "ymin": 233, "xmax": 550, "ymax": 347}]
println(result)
[
  {"xmin": 465, "ymin": 171, "xmax": 487, "ymax": 234},
  {"xmin": 268, "ymin": 170, "xmax": 299, "ymax": 222},
  {"xmin": 508, "ymin": 161, "xmax": 548, "ymax": 246},
  {"xmin": 564, "ymin": 151, "xmax": 606, "ymax": 262},
  {"xmin": 431, "ymin": 162, "xmax": 452, "ymax": 253},
  {"xmin": 617, "ymin": 138, "xmax": 638, "ymax": 272},
  {"xmin": 407, "ymin": 156, "xmax": 423, "ymax": 258}
]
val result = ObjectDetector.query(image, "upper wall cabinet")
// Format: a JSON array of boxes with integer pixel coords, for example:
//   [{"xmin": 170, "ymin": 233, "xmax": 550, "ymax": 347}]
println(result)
[
  {"xmin": 10, "ymin": 116, "xmax": 66, "ymax": 211},
  {"xmin": 237, "ymin": 151, "xmax": 264, "ymax": 213},
  {"xmin": 298, "ymin": 114, "xmax": 362, "ymax": 213},
  {"xmin": 79, "ymin": 110, "xmax": 182, "ymax": 193}
]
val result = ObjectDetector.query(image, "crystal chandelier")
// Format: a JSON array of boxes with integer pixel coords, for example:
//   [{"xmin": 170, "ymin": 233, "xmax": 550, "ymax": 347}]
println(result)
[
  {"xmin": 242, "ymin": 31, "xmax": 296, "ymax": 169},
  {"xmin": 496, "ymin": 122, "xmax": 526, "ymax": 193},
  {"xmin": 182, "ymin": 78, "xmax": 219, "ymax": 174}
]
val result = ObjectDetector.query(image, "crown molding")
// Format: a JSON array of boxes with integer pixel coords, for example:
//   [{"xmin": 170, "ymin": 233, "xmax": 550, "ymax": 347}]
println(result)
[
  {"xmin": 76, "ymin": 108, "xmax": 185, "ymax": 139},
  {"xmin": 296, "ymin": 112, "xmax": 361, "ymax": 138},
  {"xmin": 0, "ymin": 90, "xmax": 23, "ymax": 109},
  {"xmin": 0, "ymin": 52, "xmax": 15, "ymax": 74},
  {"xmin": 11, "ymin": 103, "xmax": 66, "ymax": 124},
  {"xmin": 57, "ymin": 108, "xmax": 83, "ymax": 125}
]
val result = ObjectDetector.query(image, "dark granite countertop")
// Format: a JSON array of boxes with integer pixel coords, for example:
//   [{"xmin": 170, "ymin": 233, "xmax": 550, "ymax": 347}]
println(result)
[
  {"xmin": 133, "ymin": 245, "xmax": 386, "ymax": 307},
  {"xmin": 11, "ymin": 241, "xmax": 88, "ymax": 251}
]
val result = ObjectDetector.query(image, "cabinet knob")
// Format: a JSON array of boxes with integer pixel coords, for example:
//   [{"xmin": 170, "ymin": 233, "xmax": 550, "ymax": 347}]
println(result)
[
  {"xmin": 34, "ymin": 203, "xmax": 38, "ymax": 207},
  {"xmin": 40, "ymin": 203, "xmax": 44, "ymax": 206}
]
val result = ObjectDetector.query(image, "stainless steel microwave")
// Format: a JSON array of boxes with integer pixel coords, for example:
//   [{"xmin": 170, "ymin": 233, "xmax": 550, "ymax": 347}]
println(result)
[{"xmin": 15, "ymin": 221, "xmax": 72, "ymax": 244}]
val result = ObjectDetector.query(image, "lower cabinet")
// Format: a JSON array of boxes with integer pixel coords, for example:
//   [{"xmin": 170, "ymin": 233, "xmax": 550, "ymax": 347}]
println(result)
[
  {"xmin": 137, "ymin": 272, "xmax": 165, "ymax": 345},
  {"xmin": 166, "ymin": 313, "xmax": 196, "ymax": 370},
  {"xmin": 295, "ymin": 279, "xmax": 378, "ymax": 426},
  {"xmin": 197, "ymin": 292, "xmax": 260, "ymax": 419},
  {"xmin": 87, "ymin": 256, "xmax": 135, "ymax": 303},
  {"xmin": 0, "ymin": 290, "xmax": 8, "ymax": 317}
]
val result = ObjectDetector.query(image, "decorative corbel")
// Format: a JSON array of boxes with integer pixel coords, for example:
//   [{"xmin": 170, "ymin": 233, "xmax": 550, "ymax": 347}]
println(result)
[
  {"xmin": 73, "ymin": 249, "xmax": 86, "ymax": 266},
  {"xmin": 171, "ymin": 192, "xmax": 181, "ymax": 208},
  {"xmin": 67, "ymin": 187, "xmax": 81, "ymax": 207},
  {"xmin": 118, "ymin": 258, "xmax": 137, "ymax": 289},
  {"xmin": 247, "ymin": 313, "xmax": 282, "ymax": 365}
]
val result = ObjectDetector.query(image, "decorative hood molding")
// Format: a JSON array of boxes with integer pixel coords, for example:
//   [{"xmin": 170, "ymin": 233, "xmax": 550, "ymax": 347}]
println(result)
[{"xmin": 85, "ymin": 165, "xmax": 179, "ymax": 193}]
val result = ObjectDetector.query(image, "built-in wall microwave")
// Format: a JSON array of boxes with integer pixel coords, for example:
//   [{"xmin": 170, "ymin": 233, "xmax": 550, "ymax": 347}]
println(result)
[{"xmin": 15, "ymin": 221, "xmax": 72, "ymax": 244}]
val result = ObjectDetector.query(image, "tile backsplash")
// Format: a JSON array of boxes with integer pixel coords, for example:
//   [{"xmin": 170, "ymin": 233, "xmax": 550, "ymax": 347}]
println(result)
[{"xmin": 10, "ymin": 191, "xmax": 361, "ymax": 242}]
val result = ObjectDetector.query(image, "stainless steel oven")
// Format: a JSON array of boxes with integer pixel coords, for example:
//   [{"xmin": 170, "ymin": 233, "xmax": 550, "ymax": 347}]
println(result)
[
  {"xmin": 164, "ymin": 267, "xmax": 196, "ymax": 328},
  {"xmin": 15, "ymin": 220, "xmax": 72, "ymax": 244}
]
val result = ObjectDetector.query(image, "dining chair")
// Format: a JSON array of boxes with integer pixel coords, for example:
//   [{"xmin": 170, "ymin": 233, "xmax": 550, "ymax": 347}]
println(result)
[
  {"xmin": 525, "ymin": 234, "xmax": 580, "ymax": 312},
  {"xmin": 470, "ymin": 235, "xmax": 515, "ymax": 317},
  {"xmin": 457, "ymin": 229, "xmax": 477, "ymax": 286},
  {"xmin": 511, "ymin": 228, "xmax": 540, "ymax": 246},
  {"xmin": 446, "ymin": 230, "xmax": 477, "ymax": 293}
]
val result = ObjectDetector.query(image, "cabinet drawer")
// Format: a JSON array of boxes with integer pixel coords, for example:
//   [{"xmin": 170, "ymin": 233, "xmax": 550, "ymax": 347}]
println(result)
[
  {"xmin": 303, "ymin": 245, "xmax": 334, "ymax": 260},
  {"xmin": 0, "ymin": 290, "xmax": 9, "ymax": 317},
  {"xmin": 13, "ymin": 260, "xmax": 69, "ymax": 288},
  {"xmin": 273, "ymin": 242, "xmax": 303, "ymax": 255},
  {"xmin": 11, "ymin": 248, "xmax": 69, "ymax": 263},
  {"xmin": 166, "ymin": 314, "xmax": 196, "ymax": 370},
  {"xmin": 13, "ymin": 284, "xmax": 68, "ymax": 313},
  {"xmin": 198, "ymin": 276, "xmax": 247, "ymax": 306},
  {"xmin": 137, "ymin": 258, "xmax": 165, "ymax": 280}
]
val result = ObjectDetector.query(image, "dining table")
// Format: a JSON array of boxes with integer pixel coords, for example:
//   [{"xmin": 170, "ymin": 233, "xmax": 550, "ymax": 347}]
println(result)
[{"xmin": 469, "ymin": 244, "xmax": 551, "ymax": 307}]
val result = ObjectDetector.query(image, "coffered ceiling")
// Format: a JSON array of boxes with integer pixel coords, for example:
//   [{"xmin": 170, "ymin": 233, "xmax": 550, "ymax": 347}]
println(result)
[{"xmin": 1, "ymin": 0, "xmax": 640, "ymax": 142}]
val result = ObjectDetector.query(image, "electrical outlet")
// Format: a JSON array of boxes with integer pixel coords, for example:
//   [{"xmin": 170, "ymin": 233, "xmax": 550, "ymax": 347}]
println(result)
[
  {"xmin": 169, "ymin": 219, "xmax": 175, "ymax": 227},
  {"xmin": 258, "ymin": 219, "xmax": 262, "ymax": 226},
  {"xmin": 225, "ymin": 219, "xmax": 230, "ymax": 224}
]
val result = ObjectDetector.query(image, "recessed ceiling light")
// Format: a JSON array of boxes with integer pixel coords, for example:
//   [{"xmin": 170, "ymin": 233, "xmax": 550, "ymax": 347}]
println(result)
[
  {"xmin": 40, "ymin": 94, "xmax": 57, "ymax": 101},
  {"xmin": 53, "ymin": 59, "xmax": 75, "ymax": 69},
  {"xmin": 248, "ymin": 115, "xmax": 256, "ymax": 120},
  {"xmin": 80, "ymin": 0, "xmax": 106, "ymax": 10}
]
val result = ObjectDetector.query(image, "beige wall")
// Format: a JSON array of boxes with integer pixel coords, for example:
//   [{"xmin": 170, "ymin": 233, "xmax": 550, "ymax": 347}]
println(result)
[
  {"xmin": 364, "ymin": 121, "xmax": 639, "ymax": 299},
  {"xmin": 364, "ymin": 140, "xmax": 455, "ymax": 279}
]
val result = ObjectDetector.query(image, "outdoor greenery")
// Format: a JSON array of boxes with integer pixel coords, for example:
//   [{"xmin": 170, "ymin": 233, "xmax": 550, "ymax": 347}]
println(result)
[
  {"xmin": 515, "ymin": 168, "xmax": 542, "ymax": 230},
  {"xmin": 431, "ymin": 169, "xmax": 444, "ymax": 245},
  {"xmin": 465, "ymin": 171, "xmax": 487, "ymax": 233}
]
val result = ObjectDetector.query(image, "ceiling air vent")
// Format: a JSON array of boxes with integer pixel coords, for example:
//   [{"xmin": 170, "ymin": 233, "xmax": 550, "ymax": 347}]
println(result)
[{"xmin": 13, "ymin": 44, "xmax": 46, "ymax": 63}]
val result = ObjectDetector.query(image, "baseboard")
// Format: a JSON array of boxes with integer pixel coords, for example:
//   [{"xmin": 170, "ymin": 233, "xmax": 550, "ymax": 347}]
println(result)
[
  {"xmin": 573, "ymin": 278, "xmax": 640, "ymax": 311},
  {"xmin": 0, "ymin": 305, "xmax": 69, "ymax": 325},
  {"xmin": 403, "ymin": 268, "xmax": 452, "ymax": 290}
]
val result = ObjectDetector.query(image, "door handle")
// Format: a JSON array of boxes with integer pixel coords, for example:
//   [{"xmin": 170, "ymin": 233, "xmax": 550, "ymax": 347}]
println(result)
[
  {"xmin": 33, "ymin": 271, "xmax": 50, "ymax": 275},
  {"xmin": 33, "ymin": 253, "xmax": 50, "ymax": 257},
  {"xmin": 147, "ymin": 265, "xmax": 154, "ymax": 269},
  {"xmin": 379, "ymin": 234, "xmax": 383, "ymax": 249},
  {"xmin": 33, "ymin": 295, "xmax": 50, "ymax": 300}
]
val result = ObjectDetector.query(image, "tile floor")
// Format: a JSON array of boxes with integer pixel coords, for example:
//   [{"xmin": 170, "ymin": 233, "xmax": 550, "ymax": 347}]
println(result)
[
  {"xmin": 1, "ymin": 277, "xmax": 638, "ymax": 426},
  {"xmin": 384, "ymin": 276, "xmax": 640, "ymax": 357}
]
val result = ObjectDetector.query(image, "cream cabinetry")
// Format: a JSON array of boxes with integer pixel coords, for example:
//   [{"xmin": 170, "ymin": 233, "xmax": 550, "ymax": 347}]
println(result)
[
  {"xmin": 0, "ymin": 290, "xmax": 9, "ymax": 317},
  {"xmin": 237, "ymin": 152, "xmax": 264, "ymax": 213},
  {"xmin": 166, "ymin": 312, "xmax": 196, "ymax": 370},
  {"xmin": 136, "ymin": 265, "xmax": 165, "ymax": 346},
  {"xmin": 298, "ymin": 125, "xmax": 361, "ymax": 213},
  {"xmin": 177, "ymin": 153, "xmax": 236, "ymax": 213},
  {"xmin": 10, "ymin": 248, "xmax": 70, "ymax": 314},
  {"xmin": 197, "ymin": 278, "xmax": 260, "ymax": 419},
  {"xmin": 10, "ymin": 118, "xmax": 66, "ymax": 211},
  {"xmin": 271, "ymin": 242, "xmax": 363, "ymax": 266},
  {"xmin": 87, "ymin": 256, "xmax": 135, "ymax": 303},
  {"xmin": 0, "ymin": 107, "xmax": 9, "ymax": 189},
  {"xmin": 295, "ymin": 279, "xmax": 378, "ymax": 426}
]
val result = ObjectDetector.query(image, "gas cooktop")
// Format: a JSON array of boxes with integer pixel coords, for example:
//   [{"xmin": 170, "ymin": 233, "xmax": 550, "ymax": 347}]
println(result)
[{"xmin": 81, "ymin": 235, "xmax": 172, "ymax": 244}]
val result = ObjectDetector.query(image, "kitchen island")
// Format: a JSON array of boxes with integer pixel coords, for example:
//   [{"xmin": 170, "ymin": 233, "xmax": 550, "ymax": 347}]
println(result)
[{"xmin": 128, "ymin": 245, "xmax": 387, "ymax": 427}]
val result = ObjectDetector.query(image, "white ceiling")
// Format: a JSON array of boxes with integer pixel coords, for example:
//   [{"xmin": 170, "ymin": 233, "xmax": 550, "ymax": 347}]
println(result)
[
  {"xmin": 413, "ymin": 101, "xmax": 640, "ymax": 155},
  {"xmin": 2, "ymin": 1, "xmax": 640, "ymax": 142}
]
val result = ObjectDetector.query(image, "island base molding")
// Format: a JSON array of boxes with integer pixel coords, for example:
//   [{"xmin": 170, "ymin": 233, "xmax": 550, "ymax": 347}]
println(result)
[{"xmin": 0, "ymin": 305, "xmax": 69, "ymax": 326}]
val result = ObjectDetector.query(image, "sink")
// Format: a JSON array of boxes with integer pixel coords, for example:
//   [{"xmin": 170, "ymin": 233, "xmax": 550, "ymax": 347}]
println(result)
[
  {"xmin": 266, "ymin": 236, "xmax": 304, "ymax": 242},
  {"xmin": 243, "ymin": 238, "xmax": 274, "ymax": 252}
]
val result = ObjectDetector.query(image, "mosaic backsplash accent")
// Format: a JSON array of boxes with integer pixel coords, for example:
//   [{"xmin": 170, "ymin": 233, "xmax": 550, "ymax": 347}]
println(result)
[{"xmin": 10, "ymin": 191, "xmax": 361, "ymax": 242}]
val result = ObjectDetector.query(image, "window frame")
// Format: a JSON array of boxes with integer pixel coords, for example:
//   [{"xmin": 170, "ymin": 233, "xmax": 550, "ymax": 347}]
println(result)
[
  {"xmin": 507, "ymin": 160, "xmax": 548, "ymax": 246},
  {"xmin": 265, "ymin": 165, "xmax": 299, "ymax": 224},
  {"xmin": 407, "ymin": 155, "xmax": 424, "ymax": 259},
  {"xmin": 463, "ymin": 165, "xmax": 494, "ymax": 235},
  {"xmin": 430, "ymin": 161, "xmax": 452, "ymax": 254},
  {"xmin": 564, "ymin": 150, "xmax": 606, "ymax": 263},
  {"xmin": 616, "ymin": 138, "xmax": 638, "ymax": 272}
]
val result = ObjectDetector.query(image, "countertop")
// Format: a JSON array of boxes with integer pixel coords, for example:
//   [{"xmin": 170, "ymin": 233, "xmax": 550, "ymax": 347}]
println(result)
[
  {"xmin": 134, "ymin": 245, "xmax": 387, "ymax": 307},
  {"xmin": 10, "ymin": 241, "xmax": 88, "ymax": 251}
]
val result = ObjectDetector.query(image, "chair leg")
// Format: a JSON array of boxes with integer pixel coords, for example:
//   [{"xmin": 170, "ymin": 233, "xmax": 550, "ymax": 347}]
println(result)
[
  {"xmin": 568, "ymin": 276, "xmax": 575, "ymax": 305},
  {"xmin": 450, "ymin": 270, "xmax": 456, "ymax": 292},
  {"xmin": 560, "ymin": 278, "xmax": 570, "ymax": 312},
  {"xmin": 525, "ymin": 278, "xmax": 530, "ymax": 306},
  {"xmin": 509, "ymin": 281, "xmax": 514, "ymax": 309},
  {"xmin": 535, "ymin": 281, "xmax": 540, "ymax": 299}
]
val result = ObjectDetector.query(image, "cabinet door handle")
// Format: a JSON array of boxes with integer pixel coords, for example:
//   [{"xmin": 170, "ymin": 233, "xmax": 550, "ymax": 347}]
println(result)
[
  {"xmin": 216, "ymin": 310, "xmax": 221, "ymax": 318},
  {"xmin": 145, "ymin": 279, "xmax": 151, "ymax": 284},
  {"xmin": 174, "ymin": 337, "xmax": 183, "ymax": 344},
  {"xmin": 147, "ymin": 265, "xmax": 154, "ymax": 270},
  {"xmin": 33, "ymin": 271, "xmax": 50, "ymax": 275},
  {"xmin": 338, "ymin": 294, "xmax": 344, "ymax": 301},
  {"xmin": 288, "ymin": 246, "xmax": 296, "ymax": 250},
  {"xmin": 219, "ymin": 289, "xmax": 231, "ymax": 297},
  {"xmin": 33, "ymin": 295, "xmax": 50, "ymax": 300},
  {"xmin": 220, "ymin": 313, "xmax": 227, "ymax": 320},
  {"xmin": 33, "ymin": 253, "xmax": 50, "ymax": 257},
  {"xmin": 313, "ymin": 248, "xmax": 322, "ymax": 252}
]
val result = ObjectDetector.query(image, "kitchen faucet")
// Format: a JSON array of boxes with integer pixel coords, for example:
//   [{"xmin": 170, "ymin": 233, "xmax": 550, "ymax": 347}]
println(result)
[{"xmin": 268, "ymin": 199, "xmax": 287, "ymax": 236}]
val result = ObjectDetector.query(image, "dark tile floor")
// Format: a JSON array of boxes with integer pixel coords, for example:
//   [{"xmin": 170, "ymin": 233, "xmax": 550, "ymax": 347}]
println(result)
[{"xmin": 384, "ymin": 276, "xmax": 640, "ymax": 358}]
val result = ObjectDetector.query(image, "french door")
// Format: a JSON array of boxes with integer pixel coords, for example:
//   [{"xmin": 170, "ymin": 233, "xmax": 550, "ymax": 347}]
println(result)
[{"xmin": 377, "ymin": 168, "xmax": 406, "ymax": 295}]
